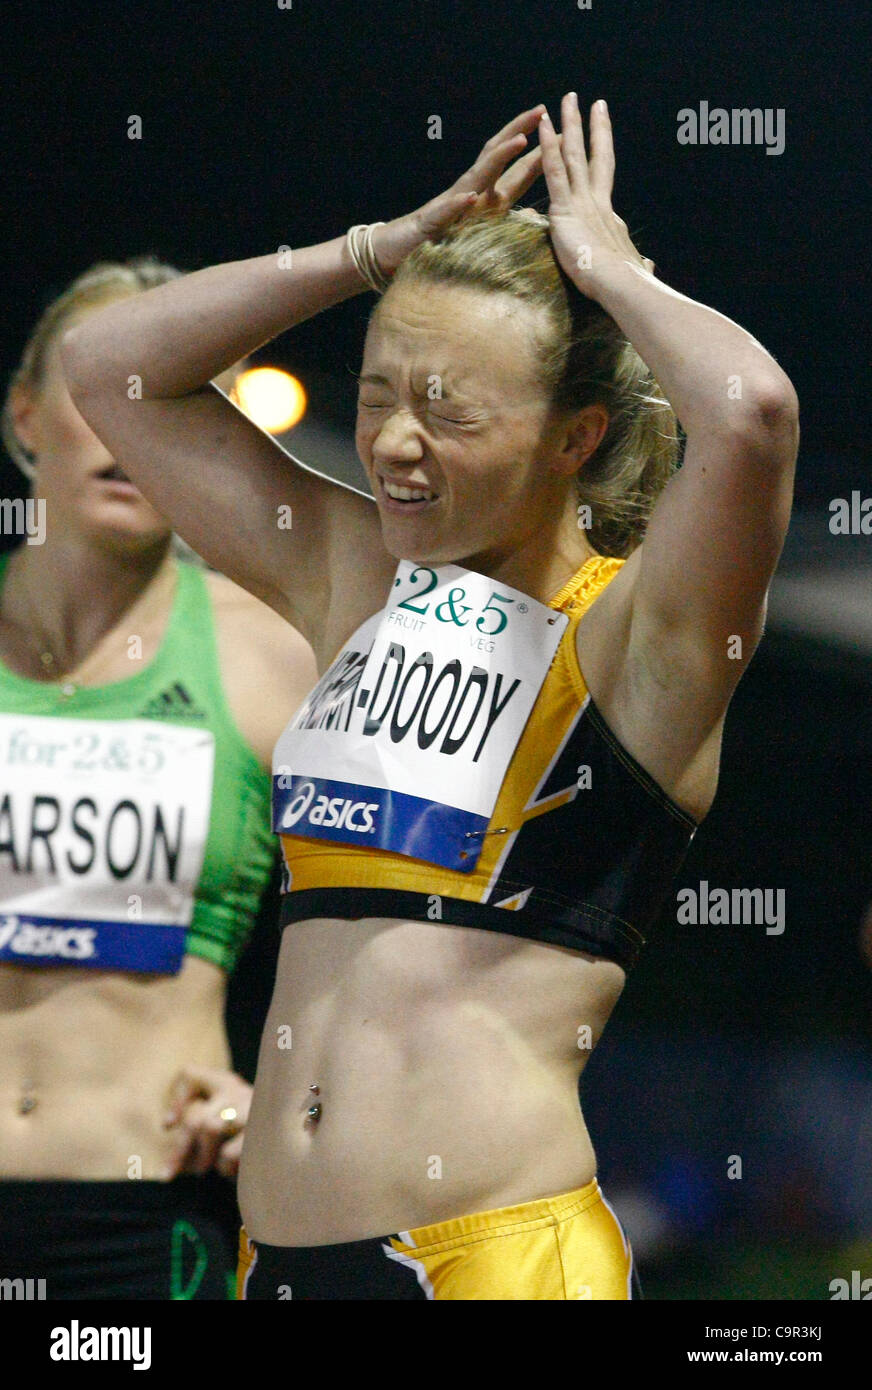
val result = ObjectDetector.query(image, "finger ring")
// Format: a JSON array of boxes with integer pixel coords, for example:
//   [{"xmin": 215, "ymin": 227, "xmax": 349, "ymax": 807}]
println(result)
[{"xmin": 219, "ymin": 1107, "xmax": 238, "ymax": 1125}]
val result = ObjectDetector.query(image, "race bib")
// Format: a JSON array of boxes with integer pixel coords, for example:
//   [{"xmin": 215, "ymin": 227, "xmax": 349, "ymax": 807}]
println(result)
[
  {"xmin": 273, "ymin": 562, "xmax": 567, "ymax": 871},
  {"xmin": 0, "ymin": 715, "xmax": 215, "ymax": 973}
]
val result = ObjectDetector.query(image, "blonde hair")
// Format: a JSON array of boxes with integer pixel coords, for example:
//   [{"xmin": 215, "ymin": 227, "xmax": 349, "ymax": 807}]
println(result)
[
  {"xmin": 2, "ymin": 256, "xmax": 182, "ymax": 479},
  {"xmin": 1, "ymin": 256, "xmax": 205, "ymax": 566},
  {"xmin": 388, "ymin": 208, "xmax": 681, "ymax": 558}
]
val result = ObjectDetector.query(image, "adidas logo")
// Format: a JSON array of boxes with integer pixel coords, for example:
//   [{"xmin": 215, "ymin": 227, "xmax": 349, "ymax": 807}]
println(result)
[{"xmin": 138, "ymin": 682, "xmax": 207, "ymax": 721}]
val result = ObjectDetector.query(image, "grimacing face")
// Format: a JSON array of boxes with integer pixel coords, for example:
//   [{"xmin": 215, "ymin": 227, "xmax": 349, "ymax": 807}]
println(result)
[
  {"xmin": 12, "ymin": 313, "xmax": 171, "ymax": 550},
  {"xmin": 355, "ymin": 277, "xmax": 582, "ymax": 570}
]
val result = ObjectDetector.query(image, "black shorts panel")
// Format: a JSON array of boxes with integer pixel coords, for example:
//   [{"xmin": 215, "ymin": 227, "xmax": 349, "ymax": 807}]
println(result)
[{"xmin": 0, "ymin": 1175, "xmax": 239, "ymax": 1300}]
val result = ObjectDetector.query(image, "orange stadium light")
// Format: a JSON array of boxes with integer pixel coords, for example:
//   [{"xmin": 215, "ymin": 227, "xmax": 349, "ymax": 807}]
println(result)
[{"xmin": 231, "ymin": 366, "xmax": 307, "ymax": 433}]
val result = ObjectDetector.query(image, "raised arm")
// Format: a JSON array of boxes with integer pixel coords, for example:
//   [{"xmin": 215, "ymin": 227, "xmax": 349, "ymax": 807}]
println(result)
[
  {"xmin": 540, "ymin": 95, "xmax": 799, "ymax": 723},
  {"xmin": 60, "ymin": 106, "xmax": 551, "ymax": 655},
  {"xmin": 61, "ymin": 239, "xmax": 392, "ymax": 649}
]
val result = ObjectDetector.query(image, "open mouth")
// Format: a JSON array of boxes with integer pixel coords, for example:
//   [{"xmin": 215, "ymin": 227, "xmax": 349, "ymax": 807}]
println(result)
[{"xmin": 379, "ymin": 476, "xmax": 439, "ymax": 509}]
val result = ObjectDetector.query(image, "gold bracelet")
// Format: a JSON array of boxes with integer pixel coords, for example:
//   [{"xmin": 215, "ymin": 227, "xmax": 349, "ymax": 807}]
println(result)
[{"xmin": 346, "ymin": 222, "xmax": 391, "ymax": 293}]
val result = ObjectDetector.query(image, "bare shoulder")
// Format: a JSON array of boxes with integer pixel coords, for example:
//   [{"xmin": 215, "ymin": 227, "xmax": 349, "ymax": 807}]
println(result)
[{"xmin": 204, "ymin": 569, "xmax": 319, "ymax": 768}]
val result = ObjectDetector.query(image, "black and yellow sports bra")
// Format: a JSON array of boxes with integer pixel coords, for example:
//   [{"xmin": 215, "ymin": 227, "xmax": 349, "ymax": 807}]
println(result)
[{"xmin": 272, "ymin": 554, "xmax": 697, "ymax": 971}]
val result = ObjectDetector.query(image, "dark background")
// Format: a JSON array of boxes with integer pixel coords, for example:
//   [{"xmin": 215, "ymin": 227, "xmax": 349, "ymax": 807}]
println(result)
[
  {"xmin": 2, "ymin": 0, "xmax": 869, "ymax": 477},
  {"xmin": 2, "ymin": 0, "xmax": 870, "ymax": 1299}
]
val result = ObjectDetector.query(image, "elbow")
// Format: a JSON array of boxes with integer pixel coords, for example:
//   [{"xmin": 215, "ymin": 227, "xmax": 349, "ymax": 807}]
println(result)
[
  {"xmin": 749, "ymin": 373, "xmax": 800, "ymax": 429},
  {"xmin": 58, "ymin": 322, "xmax": 99, "ymax": 403},
  {"xmin": 59, "ymin": 318, "xmax": 125, "ymax": 405},
  {"xmin": 735, "ymin": 374, "xmax": 800, "ymax": 464}
]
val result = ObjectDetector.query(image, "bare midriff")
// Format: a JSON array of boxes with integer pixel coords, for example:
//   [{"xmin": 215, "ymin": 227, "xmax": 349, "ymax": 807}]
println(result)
[
  {"xmin": 238, "ymin": 916, "xmax": 626, "ymax": 1246},
  {"xmin": 0, "ymin": 955, "xmax": 230, "ymax": 1179}
]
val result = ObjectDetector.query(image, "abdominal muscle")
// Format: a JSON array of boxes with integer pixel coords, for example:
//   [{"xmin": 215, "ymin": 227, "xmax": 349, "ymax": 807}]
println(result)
[
  {"xmin": 0, "ymin": 955, "xmax": 231, "ymax": 1179},
  {"xmin": 238, "ymin": 916, "xmax": 626, "ymax": 1246}
]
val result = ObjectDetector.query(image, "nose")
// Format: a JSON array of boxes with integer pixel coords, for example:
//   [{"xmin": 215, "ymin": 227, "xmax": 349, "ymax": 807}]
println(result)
[{"xmin": 368, "ymin": 406, "xmax": 425, "ymax": 467}]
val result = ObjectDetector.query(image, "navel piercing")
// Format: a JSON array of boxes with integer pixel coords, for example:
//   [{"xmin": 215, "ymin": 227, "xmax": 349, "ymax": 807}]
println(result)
[
  {"xmin": 306, "ymin": 1104, "xmax": 322, "ymax": 1123},
  {"xmin": 18, "ymin": 1081, "xmax": 38, "ymax": 1115},
  {"xmin": 309, "ymin": 1083, "xmax": 320, "ymax": 1094}
]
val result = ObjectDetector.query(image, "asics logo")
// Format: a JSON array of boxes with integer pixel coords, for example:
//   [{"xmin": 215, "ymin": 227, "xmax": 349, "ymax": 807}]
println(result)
[
  {"xmin": 280, "ymin": 781, "xmax": 317, "ymax": 828},
  {"xmin": 0, "ymin": 916, "xmax": 96, "ymax": 960},
  {"xmin": 279, "ymin": 783, "xmax": 378, "ymax": 835}
]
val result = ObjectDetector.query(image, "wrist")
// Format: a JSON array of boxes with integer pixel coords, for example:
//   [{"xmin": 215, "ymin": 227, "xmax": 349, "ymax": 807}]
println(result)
[
  {"xmin": 370, "ymin": 213, "xmax": 425, "ymax": 279},
  {"xmin": 346, "ymin": 222, "xmax": 391, "ymax": 293},
  {"xmin": 573, "ymin": 248, "xmax": 656, "ymax": 305}
]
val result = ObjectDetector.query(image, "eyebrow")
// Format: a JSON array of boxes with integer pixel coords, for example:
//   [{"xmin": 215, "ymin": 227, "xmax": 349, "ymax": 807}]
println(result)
[{"xmin": 355, "ymin": 372, "xmax": 470, "ymax": 398}]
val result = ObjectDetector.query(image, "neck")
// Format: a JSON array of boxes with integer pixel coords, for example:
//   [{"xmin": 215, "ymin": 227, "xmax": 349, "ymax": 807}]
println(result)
[
  {"xmin": 3, "ymin": 529, "xmax": 174, "ymax": 669},
  {"xmin": 465, "ymin": 494, "xmax": 598, "ymax": 603}
]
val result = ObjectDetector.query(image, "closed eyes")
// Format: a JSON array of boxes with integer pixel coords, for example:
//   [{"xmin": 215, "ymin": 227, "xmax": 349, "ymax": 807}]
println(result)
[{"xmin": 357, "ymin": 400, "xmax": 472, "ymax": 425}]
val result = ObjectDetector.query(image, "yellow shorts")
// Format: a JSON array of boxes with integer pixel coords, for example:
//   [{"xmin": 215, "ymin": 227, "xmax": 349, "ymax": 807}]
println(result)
[{"xmin": 238, "ymin": 1177, "xmax": 635, "ymax": 1300}]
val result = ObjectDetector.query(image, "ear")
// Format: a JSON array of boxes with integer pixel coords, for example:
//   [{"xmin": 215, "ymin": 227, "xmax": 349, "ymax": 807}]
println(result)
[
  {"xmin": 7, "ymin": 380, "xmax": 40, "ymax": 455},
  {"xmin": 549, "ymin": 403, "xmax": 610, "ymax": 479}
]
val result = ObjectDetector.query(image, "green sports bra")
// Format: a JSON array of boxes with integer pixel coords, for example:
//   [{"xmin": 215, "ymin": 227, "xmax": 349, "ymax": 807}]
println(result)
[{"xmin": 0, "ymin": 552, "xmax": 274, "ymax": 975}]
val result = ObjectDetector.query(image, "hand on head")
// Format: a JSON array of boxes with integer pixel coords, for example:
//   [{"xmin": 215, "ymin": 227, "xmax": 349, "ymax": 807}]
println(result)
[{"xmin": 373, "ymin": 104, "xmax": 560, "ymax": 275}]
